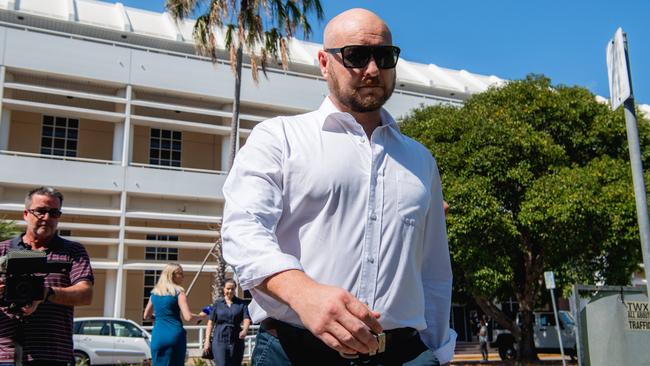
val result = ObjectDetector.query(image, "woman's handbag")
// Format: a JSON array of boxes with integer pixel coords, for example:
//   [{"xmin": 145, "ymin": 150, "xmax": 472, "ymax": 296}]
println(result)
[{"xmin": 201, "ymin": 346, "xmax": 214, "ymax": 360}]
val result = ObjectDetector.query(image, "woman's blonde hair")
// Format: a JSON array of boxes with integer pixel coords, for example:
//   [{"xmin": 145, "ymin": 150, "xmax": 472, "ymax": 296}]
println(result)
[{"xmin": 151, "ymin": 263, "xmax": 185, "ymax": 296}]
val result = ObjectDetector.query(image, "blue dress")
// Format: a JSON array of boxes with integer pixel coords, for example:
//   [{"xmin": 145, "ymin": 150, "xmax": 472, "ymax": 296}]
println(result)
[
  {"xmin": 150, "ymin": 293, "xmax": 186, "ymax": 366},
  {"xmin": 210, "ymin": 297, "xmax": 250, "ymax": 366}
]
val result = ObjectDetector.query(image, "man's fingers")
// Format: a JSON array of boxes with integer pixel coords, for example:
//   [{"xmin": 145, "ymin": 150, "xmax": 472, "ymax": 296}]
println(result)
[
  {"xmin": 334, "ymin": 313, "xmax": 379, "ymax": 353},
  {"xmin": 345, "ymin": 299, "xmax": 383, "ymax": 334},
  {"xmin": 319, "ymin": 332, "xmax": 357, "ymax": 355},
  {"xmin": 327, "ymin": 320, "xmax": 377, "ymax": 354}
]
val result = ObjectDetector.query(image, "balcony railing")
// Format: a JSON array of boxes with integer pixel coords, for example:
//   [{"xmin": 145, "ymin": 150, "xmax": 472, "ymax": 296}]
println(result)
[
  {"xmin": 129, "ymin": 162, "xmax": 226, "ymax": 175},
  {"xmin": 0, "ymin": 150, "xmax": 119, "ymax": 165}
]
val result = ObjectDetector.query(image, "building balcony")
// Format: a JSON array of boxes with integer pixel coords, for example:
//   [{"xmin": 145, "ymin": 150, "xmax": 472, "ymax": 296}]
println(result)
[{"xmin": 0, "ymin": 150, "xmax": 123, "ymax": 192}]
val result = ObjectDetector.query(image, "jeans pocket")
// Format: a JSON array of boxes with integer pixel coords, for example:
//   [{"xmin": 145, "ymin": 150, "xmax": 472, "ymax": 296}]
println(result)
[{"xmin": 253, "ymin": 330, "xmax": 289, "ymax": 366}]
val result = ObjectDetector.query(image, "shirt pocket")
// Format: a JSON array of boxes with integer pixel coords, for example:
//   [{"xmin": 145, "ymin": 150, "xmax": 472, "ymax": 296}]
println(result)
[{"xmin": 396, "ymin": 170, "xmax": 431, "ymax": 227}]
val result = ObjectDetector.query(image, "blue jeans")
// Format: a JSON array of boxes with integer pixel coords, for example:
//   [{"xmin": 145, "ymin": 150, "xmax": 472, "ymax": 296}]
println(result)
[
  {"xmin": 403, "ymin": 350, "xmax": 441, "ymax": 366},
  {"xmin": 252, "ymin": 329, "xmax": 293, "ymax": 366}
]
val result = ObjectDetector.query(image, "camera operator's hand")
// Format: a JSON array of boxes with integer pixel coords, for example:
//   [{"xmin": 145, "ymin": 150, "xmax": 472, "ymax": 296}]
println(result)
[{"xmin": 21, "ymin": 299, "xmax": 43, "ymax": 316}]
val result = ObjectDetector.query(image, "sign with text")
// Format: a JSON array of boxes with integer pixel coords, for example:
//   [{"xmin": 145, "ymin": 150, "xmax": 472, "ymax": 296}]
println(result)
[
  {"xmin": 544, "ymin": 271, "xmax": 555, "ymax": 289},
  {"xmin": 606, "ymin": 27, "xmax": 632, "ymax": 110},
  {"xmin": 625, "ymin": 301, "xmax": 650, "ymax": 331}
]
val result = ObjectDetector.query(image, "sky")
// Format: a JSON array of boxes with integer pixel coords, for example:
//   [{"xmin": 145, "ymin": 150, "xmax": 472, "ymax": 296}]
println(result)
[{"xmin": 109, "ymin": 0, "xmax": 650, "ymax": 104}]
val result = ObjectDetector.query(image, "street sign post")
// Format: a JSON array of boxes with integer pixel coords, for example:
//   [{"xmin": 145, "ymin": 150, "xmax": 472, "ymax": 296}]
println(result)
[
  {"xmin": 544, "ymin": 271, "xmax": 566, "ymax": 366},
  {"xmin": 606, "ymin": 28, "xmax": 650, "ymax": 300},
  {"xmin": 607, "ymin": 28, "xmax": 631, "ymax": 110}
]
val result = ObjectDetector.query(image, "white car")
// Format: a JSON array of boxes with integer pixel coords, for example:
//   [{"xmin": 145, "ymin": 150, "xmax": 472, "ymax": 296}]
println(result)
[{"xmin": 73, "ymin": 317, "xmax": 152, "ymax": 365}]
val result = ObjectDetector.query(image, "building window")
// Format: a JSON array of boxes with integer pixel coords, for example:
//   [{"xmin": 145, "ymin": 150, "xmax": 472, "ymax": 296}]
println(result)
[
  {"xmin": 40, "ymin": 115, "xmax": 78, "ymax": 157},
  {"xmin": 144, "ymin": 235, "xmax": 179, "ymax": 260},
  {"xmin": 142, "ymin": 235, "xmax": 179, "ymax": 325},
  {"xmin": 149, "ymin": 128, "xmax": 181, "ymax": 167}
]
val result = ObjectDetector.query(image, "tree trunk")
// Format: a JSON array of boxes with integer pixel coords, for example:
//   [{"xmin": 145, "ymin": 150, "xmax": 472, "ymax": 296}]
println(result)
[
  {"xmin": 475, "ymin": 296, "xmax": 521, "ymax": 340},
  {"xmin": 518, "ymin": 309, "xmax": 539, "ymax": 361},
  {"xmin": 215, "ymin": 44, "xmax": 243, "ymax": 302},
  {"xmin": 227, "ymin": 44, "xmax": 243, "ymax": 172},
  {"xmin": 211, "ymin": 238, "xmax": 227, "ymax": 301}
]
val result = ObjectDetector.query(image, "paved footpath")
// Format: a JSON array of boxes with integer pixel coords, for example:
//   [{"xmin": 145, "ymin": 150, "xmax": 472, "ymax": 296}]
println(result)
[{"xmin": 452, "ymin": 352, "xmax": 576, "ymax": 365}]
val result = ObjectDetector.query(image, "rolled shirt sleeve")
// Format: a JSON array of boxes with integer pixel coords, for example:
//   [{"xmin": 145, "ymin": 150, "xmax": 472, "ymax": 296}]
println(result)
[
  {"xmin": 418, "ymin": 159, "xmax": 457, "ymax": 364},
  {"xmin": 222, "ymin": 120, "xmax": 303, "ymax": 291}
]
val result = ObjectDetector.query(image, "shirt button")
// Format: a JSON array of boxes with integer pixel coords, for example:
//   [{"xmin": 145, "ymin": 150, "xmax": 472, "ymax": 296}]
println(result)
[
  {"xmin": 367, "ymin": 257, "xmax": 375, "ymax": 264},
  {"xmin": 360, "ymin": 137, "xmax": 366, "ymax": 144},
  {"xmin": 370, "ymin": 213, "xmax": 377, "ymax": 221}
]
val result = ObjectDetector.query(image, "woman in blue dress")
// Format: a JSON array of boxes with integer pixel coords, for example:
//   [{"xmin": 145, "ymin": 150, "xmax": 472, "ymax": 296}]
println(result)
[
  {"xmin": 144, "ymin": 263, "xmax": 199, "ymax": 366},
  {"xmin": 203, "ymin": 279, "xmax": 251, "ymax": 366}
]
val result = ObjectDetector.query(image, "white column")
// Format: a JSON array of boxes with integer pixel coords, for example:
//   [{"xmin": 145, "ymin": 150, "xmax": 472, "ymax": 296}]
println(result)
[
  {"xmin": 221, "ymin": 135, "xmax": 230, "ymax": 172},
  {"xmin": 103, "ymin": 270, "xmax": 117, "ymax": 317},
  {"xmin": 121, "ymin": 86, "xmax": 133, "ymax": 167},
  {"xmin": 220, "ymin": 104, "xmax": 233, "ymax": 171},
  {"xmin": 112, "ymin": 122, "xmax": 124, "ymax": 162},
  {"xmin": 0, "ymin": 66, "xmax": 8, "ymax": 151},
  {"xmin": 0, "ymin": 109, "xmax": 10, "ymax": 151},
  {"xmin": 114, "ymin": 85, "xmax": 132, "ymax": 317}
]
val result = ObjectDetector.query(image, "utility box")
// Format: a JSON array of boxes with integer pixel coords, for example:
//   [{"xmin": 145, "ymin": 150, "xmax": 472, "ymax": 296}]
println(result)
[{"xmin": 571, "ymin": 285, "xmax": 650, "ymax": 366}]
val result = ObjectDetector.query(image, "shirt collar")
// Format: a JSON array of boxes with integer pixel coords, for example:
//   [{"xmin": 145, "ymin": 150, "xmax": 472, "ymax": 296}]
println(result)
[
  {"xmin": 318, "ymin": 96, "xmax": 400, "ymax": 133},
  {"xmin": 12, "ymin": 233, "xmax": 63, "ymax": 252}
]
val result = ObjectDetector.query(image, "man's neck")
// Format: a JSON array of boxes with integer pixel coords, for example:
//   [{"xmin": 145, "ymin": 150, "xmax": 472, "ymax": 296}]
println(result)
[
  {"xmin": 328, "ymin": 98, "xmax": 383, "ymax": 139},
  {"xmin": 350, "ymin": 110, "xmax": 382, "ymax": 139},
  {"xmin": 22, "ymin": 232, "xmax": 53, "ymax": 250}
]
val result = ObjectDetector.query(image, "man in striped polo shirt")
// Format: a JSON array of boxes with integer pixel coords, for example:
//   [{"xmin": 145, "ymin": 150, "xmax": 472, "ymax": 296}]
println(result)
[{"xmin": 0, "ymin": 186, "xmax": 94, "ymax": 366}]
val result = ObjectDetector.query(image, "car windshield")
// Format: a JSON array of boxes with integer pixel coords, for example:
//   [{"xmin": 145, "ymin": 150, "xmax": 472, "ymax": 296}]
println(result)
[{"xmin": 560, "ymin": 311, "xmax": 575, "ymax": 327}]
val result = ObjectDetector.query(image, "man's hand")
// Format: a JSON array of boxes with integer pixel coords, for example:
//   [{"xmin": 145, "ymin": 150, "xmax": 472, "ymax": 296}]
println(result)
[
  {"xmin": 293, "ymin": 283, "xmax": 382, "ymax": 355},
  {"xmin": 21, "ymin": 300, "xmax": 42, "ymax": 316},
  {"xmin": 260, "ymin": 270, "xmax": 383, "ymax": 356},
  {"xmin": 239, "ymin": 329, "xmax": 247, "ymax": 339}
]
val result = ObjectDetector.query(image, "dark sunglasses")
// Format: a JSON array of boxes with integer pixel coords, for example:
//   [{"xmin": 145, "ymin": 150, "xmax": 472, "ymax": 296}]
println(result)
[
  {"xmin": 325, "ymin": 45, "xmax": 401, "ymax": 69},
  {"xmin": 27, "ymin": 207, "xmax": 62, "ymax": 219}
]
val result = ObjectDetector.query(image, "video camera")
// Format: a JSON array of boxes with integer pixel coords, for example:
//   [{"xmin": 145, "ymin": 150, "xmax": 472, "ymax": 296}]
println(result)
[{"xmin": 0, "ymin": 249, "xmax": 71, "ymax": 312}]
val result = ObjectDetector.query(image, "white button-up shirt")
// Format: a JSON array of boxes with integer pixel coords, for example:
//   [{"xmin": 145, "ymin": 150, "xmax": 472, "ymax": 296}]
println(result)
[{"xmin": 222, "ymin": 97, "xmax": 457, "ymax": 362}]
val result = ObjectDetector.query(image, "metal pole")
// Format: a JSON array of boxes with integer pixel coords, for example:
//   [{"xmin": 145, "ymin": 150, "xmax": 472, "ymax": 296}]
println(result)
[
  {"xmin": 550, "ymin": 288, "xmax": 567, "ymax": 366},
  {"xmin": 623, "ymin": 96, "xmax": 650, "ymax": 298},
  {"xmin": 618, "ymin": 32, "xmax": 650, "ymax": 298},
  {"xmin": 186, "ymin": 241, "xmax": 219, "ymax": 296}
]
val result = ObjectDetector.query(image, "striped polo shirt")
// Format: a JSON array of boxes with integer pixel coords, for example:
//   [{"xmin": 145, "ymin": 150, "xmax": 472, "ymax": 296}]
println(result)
[{"xmin": 0, "ymin": 234, "xmax": 94, "ymax": 363}]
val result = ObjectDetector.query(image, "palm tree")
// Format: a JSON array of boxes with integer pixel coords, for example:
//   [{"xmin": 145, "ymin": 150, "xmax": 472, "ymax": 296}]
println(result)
[{"xmin": 166, "ymin": 0, "xmax": 324, "ymax": 300}]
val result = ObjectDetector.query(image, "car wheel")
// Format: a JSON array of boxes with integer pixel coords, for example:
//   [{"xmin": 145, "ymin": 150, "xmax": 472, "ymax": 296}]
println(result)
[
  {"xmin": 74, "ymin": 351, "xmax": 91, "ymax": 366},
  {"xmin": 498, "ymin": 343, "xmax": 516, "ymax": 360}
]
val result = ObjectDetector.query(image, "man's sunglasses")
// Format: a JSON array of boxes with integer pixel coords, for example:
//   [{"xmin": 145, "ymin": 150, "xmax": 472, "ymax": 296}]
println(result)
[
  {"xmin": 325, "ymin": 45, "xmax": 401, "ymax": 69},
  {"xmin": 27, "ymin": 208, "xmax": 62, "ymax": 219}
]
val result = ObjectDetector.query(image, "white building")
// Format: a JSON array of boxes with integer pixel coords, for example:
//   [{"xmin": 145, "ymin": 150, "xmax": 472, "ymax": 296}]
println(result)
[{"xmin": 0, "ymin": 0, "xmax": 510, "ymax": 344}]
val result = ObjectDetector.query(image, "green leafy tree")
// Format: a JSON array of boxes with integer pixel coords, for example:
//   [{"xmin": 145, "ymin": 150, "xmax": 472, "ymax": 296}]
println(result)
[
  {"xmin": 0, "ymin": 219, "xmax": 18, "ymax": 241},
  {"xmin": 401, "ymin": 75, "xmax": 649, "ymax": 360},
  {"xmin": 165, "ymin": 0, "xmax": 323, "ymax": 300}
]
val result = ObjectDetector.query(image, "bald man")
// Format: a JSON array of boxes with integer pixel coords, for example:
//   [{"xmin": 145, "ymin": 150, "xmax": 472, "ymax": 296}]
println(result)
[{"xmin": 222, "ymin": 8, "xmax": 456, "ymax": 365}]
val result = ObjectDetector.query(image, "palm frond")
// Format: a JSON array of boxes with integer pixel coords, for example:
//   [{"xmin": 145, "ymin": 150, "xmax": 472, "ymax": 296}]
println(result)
[
  {"xmin": 279, "ymin": 36, "xmax": 288, "ymax": 70},
  {"xmin": 250, "ymin": 54, "xmax": 260, "ymax": 83},
  {"xmin": 165, "ymin": 0, "xmax": 197, "ymax": 20},
  {"xmin": 284, "ymin": 0, "xmax": 301, "ymax": 37},
  {"xmin": 192, "ymin": 14, "xmax": 217, "ymax": 61}
]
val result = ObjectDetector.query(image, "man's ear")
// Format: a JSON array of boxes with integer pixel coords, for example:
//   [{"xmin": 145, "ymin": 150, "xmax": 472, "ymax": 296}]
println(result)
[{"xmin": 317, "ymin": 50, "xmax": 329, "ymax": 79}]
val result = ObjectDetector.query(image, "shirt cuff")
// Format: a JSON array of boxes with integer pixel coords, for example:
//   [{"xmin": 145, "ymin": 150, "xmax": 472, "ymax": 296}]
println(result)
[
  {"xmin": 236, "ymin": 253, "xmax": 304, "ymax": 290},
  {"xmin": 430, "ymin": 328, "xmax": 457, "ymax": 364}
]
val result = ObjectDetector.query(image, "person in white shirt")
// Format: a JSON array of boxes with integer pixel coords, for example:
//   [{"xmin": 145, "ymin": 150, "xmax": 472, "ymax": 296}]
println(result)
[{"xmin": 222, "ymin": 8, "xmax": 456, "ymax": 366}]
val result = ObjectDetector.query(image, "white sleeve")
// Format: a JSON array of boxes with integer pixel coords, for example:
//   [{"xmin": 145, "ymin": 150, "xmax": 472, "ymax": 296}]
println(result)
[
  {"xmin": 418, "ymin": 158, "xmax": 457, "ymax": 364},
  {"xmin": 221, "ymin": 120, "xmax": 303, "ymax": 290}
]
